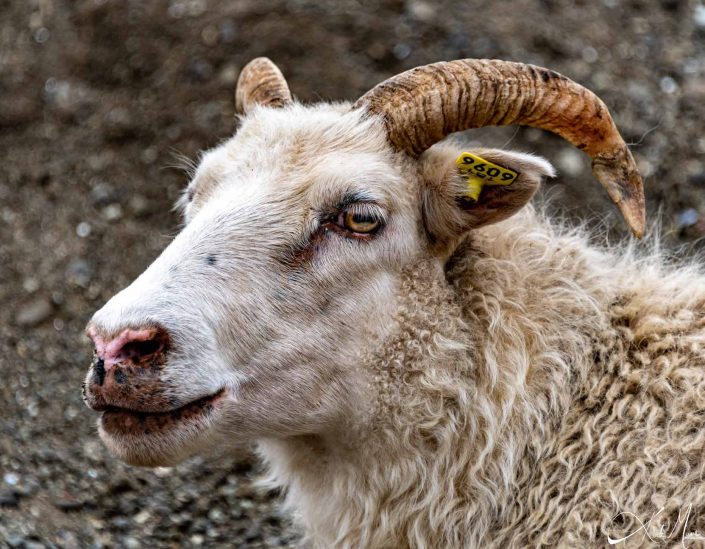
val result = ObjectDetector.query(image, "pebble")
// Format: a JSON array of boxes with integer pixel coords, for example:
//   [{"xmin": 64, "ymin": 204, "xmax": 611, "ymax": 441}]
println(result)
[
  {"xmin": 53, "ymin": 494, "xmax": 86, "ymax": 511},
  {"xmin": 111, "ymin": 517, "xmax": 131, "ymax": 530},
  {"xmin": 558, "ymin": 148, "xmax": 584, "ymax": 177},
  {"xmin": 219, "ymin": 63, "xmax": 239, "ymax": 85},
  {"xmin": 219, "ymin": 20, "xmax": 236, "ymax": 43},
  {"xmin": 677, "ymin": 208, "xmax": 699, "ymax": 228},
  {"xmin": 636, "ymin": 157, "xmax": 654, "ymax": 178},
  {"xmin": 90, "ymin": 180, "xmax": 116, "ymax": 206},
  {"xmin": 140, "ymin": 147, "xmax": 158, "ymax": 164},
  {"xmin": 76, "ymin": 221, "xmax": 92, "ymax": 238},
  {"xmin": 244, "ymin": 525, "xmax": 262, "ymax": 541},
  {"xmin": 64, "ymin": 406, "xmax": 78, "ymax": 420},
  {"xmin": 57, "ymin": 530, "xmax": 80, "ymax": 549},
  {"xmin": 201, "ymin": 24, "xmax": 219, "ymax": 46},
  {"xmin": 134, "ymin": 509, "xmax": 151, "ymax": 524},
  {"xmin": 0, "ymin": 490, "xmax": 20, "ymax": 507},
  {"xmin": 392, "ymin": 43, "xmax": 412, "ymax": 60},
  {"xmin": 207, "ymin": 507, "xmax": 225, "ymax": 523},
  {"xmin": 188, "ymin": 58, "xmax": 213, "ymax": 81},
  {"xmin": 239, "ymin": 499, "xmax": 255, "ymax": 510},
  {"xmin": 695, "ymin": 3, "xmax": 705, "ymax": 27},
  {"xmin": 582, "ymin": 46, "xmax": 598, "ymax": 63},
  {"xmin": 22, "ymin": 277, "xmax": 40, "ymax": 293},
  {"xmin": 407, "ymin": 0, "xmax": 435, "ymax": 22},
  {"xmin": 660, "ymin": 76, "xmax": 679, "ymax": 94},
  {"xmin": 44, "ymin": 79, "xmax": 95, "ymax": 119},
  {"xmin": 15, "ymin": 298, "xmax": 53, "ymax": 327},
  {"xmin": 66, "ymin": 257, "xmax": 93, "ymax": 287},
  {"xmin": 128, "ymin": 194, "xmax": 150, "ymax": 217},
  {"xmin": 102, "ymin": 203, "xmax": 123, "ymax": 221},
  {"xmin": 82, "ymin": 440, "xmax": 103, "ymax": 462},
  {"xmin": 104, "ymin": 107, "xmax": 136, "ymax": 140},
  {"xmin": 33, "ymin": 27, "xmax": 50, "ymax": 44},
  {"xmin": 5, "ymin": 534, "xmax": 24, "ymax": 548}
]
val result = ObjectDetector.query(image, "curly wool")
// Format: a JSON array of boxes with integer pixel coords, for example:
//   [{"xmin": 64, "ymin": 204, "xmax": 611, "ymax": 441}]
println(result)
[{"xmin": 259, "ymin": 207, "xmax": 705, "ymax": 548}]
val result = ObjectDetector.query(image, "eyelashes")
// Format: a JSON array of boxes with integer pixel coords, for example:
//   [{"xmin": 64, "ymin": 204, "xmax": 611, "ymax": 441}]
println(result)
[
  {"xmin": 320, "ymin": 201, "xmax": 386, "ymax": 240},
  {"xmin": 337, "ymin": 208, "xmax": 383, "ymax": 235}
]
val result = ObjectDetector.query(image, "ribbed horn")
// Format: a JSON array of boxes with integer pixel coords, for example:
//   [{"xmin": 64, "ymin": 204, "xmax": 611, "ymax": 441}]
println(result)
[
  {"xmin": 354, "ymin": 59, "xmax": 646, "ymax": 237},
  {"xmin": 235, "ymin": 57, "xmax": 292, "ymax": 115}
]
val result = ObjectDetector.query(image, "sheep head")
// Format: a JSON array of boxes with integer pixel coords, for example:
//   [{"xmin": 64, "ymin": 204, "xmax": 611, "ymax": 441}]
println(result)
[{"xmin": 83, "ymin": 58, "xmax": 644, "ymax": 467}]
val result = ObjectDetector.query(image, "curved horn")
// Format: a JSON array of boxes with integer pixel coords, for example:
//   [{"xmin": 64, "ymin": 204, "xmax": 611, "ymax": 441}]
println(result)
[
  {"xmin": 235, "ymin": 57, "xmax": 292, "ymax": 115},
  {"xmin": 354, "ymin": 59, "xmax": 646, "ymax": 237}
]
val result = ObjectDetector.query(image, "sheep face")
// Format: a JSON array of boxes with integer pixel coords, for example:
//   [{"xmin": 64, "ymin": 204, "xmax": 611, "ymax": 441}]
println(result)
[{"xmin": 84, "ymin": 105, "xmax": 414, "ymax": 466}]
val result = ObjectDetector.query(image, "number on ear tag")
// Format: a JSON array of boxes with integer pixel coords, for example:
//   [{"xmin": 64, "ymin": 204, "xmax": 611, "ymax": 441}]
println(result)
[{"xmin": 455, "ymin": 152, "xmax": 519, "ymax": 201}]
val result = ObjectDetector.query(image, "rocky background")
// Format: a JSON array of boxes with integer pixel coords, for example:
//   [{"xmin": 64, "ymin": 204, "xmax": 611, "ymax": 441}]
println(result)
[{"xmin": 1, "ymin": 0, "xmax": 704, "ymax": 547}]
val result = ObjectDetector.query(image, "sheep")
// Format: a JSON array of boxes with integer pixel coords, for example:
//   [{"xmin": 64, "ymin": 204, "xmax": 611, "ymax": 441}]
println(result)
[{"xmin": 82, "ymin": 57, "xmax": 705, "ymax": 548}]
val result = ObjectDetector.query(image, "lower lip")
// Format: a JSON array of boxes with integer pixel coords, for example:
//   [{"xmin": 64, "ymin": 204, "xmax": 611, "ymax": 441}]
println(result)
[{"xmin": 100, "ymin": 390, "xmax": 224, "ymax": 436}]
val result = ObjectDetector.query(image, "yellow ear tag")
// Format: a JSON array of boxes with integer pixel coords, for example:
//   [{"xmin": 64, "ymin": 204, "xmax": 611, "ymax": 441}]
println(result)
[{"xmin": 455, "ymin": 152, "xmax": 519, "ymax": 201}]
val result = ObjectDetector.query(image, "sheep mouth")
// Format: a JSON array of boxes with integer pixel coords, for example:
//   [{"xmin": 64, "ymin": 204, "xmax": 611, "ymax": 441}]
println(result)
[{"xmin": 99, "ymin": 389, "xmax": 225, "ymax": 436}]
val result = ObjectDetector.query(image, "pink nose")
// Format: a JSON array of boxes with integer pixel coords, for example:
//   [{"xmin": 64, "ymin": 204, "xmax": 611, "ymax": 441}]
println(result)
[{"xmin": 88, "ymin": 326, "xmax": 169, "ymax": 367}]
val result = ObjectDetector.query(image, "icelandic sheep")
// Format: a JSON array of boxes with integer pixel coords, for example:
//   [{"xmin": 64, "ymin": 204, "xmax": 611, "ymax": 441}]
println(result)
[{"xmin": 83, "ymin": 58, "xmax": 705, "ymax": 547}]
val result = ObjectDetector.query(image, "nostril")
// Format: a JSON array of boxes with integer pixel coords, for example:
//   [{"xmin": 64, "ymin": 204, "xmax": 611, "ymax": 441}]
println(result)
[
  {"xmin": 93, "ymin": 358, "xmax": 105, "ymax": 386},
  {"xmin": 89, "ymin": 326, "xmax": 169, "ymax": 366},
  {"xmin": 116, "ymin": 338, "xmax": 164, "ymax": 363}
]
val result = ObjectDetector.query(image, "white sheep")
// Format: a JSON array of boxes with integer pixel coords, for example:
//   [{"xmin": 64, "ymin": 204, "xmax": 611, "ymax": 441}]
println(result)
[{"xmin": 83, "ymin": 58, "xmax": 705, "ymax": 547}]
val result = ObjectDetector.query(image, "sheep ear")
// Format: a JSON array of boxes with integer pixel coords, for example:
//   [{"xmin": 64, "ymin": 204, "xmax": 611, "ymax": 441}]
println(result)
[
  {"xmin": 235, "ymin": 58, "xmax": 292, "ymax": 115},
  {"xmin": 421, "ymin": 146, "xmax": 555, "ymax": 252}
]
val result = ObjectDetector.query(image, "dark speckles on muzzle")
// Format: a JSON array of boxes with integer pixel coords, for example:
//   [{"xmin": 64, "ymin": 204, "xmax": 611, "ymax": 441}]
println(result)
[{"xmin": 114, "ymin": 368, "xmax": 127, "ymax": 385}]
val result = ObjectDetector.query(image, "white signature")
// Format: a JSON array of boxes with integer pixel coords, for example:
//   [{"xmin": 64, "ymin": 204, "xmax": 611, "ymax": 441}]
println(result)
[{"xmin": 608, "ymin": 504, "xmax": 705, "ymax": 546}]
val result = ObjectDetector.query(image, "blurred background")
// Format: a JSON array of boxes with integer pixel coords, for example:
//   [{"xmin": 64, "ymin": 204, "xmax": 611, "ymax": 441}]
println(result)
[{"xmin": 1, "ymin": 0, "xmax": 704, "ymax": 546}]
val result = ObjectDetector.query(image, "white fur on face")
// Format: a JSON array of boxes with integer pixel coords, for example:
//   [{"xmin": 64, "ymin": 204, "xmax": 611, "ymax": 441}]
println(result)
[{"xmin": 89, "ymin": 104, "xmax": 422, "ymax": 463}]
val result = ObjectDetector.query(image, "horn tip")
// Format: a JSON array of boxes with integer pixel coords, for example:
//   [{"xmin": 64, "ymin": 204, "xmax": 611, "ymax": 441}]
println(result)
[
  {"xmin": 621, "ymin": 204, "xmax": 646, "ymax": 238},
  {"xmin": 591, "ymin": 149, "xmax": 646, "ymax": 239}
]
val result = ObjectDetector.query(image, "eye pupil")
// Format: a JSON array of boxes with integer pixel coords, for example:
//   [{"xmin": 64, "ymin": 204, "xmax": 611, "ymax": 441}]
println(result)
[
  {"xmin": 342, "ymin": 210, "xmax": 381, "ymax": 234},
  {"xmin": 353, "ymin": 213, "xmax": 372, "ymax": 223}
]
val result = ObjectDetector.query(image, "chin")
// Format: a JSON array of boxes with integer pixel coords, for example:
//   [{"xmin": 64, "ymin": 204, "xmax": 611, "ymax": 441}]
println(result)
[{"xmin": 97, "ymin": 390, "xmax": 226, "ymax": 467}]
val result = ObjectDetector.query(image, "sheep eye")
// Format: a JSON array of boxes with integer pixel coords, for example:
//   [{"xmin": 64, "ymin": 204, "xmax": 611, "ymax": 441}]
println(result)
[{"xmin": 339, "ymin": 210, "xmax": 381, "ymax": 234}]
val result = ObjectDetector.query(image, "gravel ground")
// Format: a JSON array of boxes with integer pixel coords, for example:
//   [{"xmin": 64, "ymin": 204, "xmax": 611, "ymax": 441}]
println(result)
[{"xmin": 1, "ymin": 0, "xmax": 704, "ymax": 547}]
